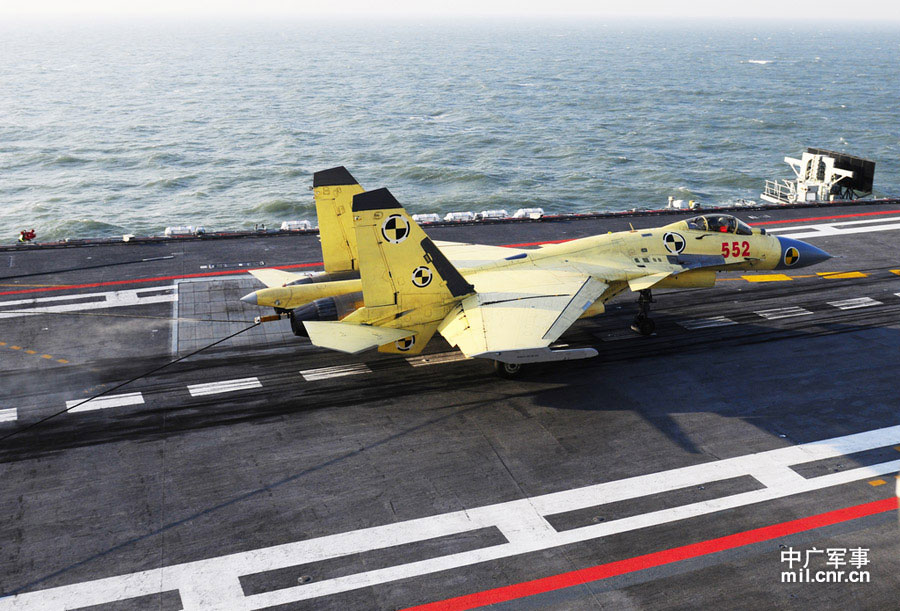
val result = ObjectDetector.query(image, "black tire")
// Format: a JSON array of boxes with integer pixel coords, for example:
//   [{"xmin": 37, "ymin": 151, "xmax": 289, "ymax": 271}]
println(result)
[
  {"xmin": 631, "ymin": 317, "xmax": 656, "ymax": 336},
  {"xmin": 493, "ymin": 360, "xmax": 524, "ymax": 378}
]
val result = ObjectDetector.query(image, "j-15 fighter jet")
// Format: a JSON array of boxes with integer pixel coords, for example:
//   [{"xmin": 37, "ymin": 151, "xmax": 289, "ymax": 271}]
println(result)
[{"xmin": 241, "ymin": 167, "xmax": 831, "ymax": 376}]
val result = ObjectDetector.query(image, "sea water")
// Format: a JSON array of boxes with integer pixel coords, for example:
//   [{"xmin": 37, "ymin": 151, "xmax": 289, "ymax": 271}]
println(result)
[{"xmin": 1, "ymin": 18, "xmax": 898, "ymax": 241}]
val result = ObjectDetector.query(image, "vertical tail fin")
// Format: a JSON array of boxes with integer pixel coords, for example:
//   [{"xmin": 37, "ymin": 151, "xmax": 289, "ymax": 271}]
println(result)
[
  {"xmin": 313, "ymin": 167, "xmax": 363, "ymax": 273},
  {"xmin": 351, "ymin": 188, "xmax": 474, "ymax": 312},
  {"xmin": 302, "ymin": 187, "xmax": 473, "ymax": 356}
]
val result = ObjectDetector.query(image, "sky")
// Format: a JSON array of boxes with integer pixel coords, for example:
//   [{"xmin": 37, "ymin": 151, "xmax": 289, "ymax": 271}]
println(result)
[{"xmin": 1, "ymin": 0, "xmax": 899, "ymax": 20}]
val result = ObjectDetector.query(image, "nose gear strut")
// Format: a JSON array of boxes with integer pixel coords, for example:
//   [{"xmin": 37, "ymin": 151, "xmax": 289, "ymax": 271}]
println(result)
[{"xmin": 631, "ymin": 289, "xmax": 656, "ymax": 336}]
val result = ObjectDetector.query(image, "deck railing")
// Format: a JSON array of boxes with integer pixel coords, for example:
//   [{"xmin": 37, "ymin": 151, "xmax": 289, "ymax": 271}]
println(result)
[{"xmin": 763, "ymin": 179, "xmax": 796, "ymax": 203}]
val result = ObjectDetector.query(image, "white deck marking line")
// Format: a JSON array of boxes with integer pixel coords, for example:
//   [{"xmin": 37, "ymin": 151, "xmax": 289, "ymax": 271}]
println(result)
[
  {"xmin": 187, "ymin": 377, "xmax": 262, "ymax": 397},
  {"xmin": 677, "ymin": 316, "xmax": 737, "ymax": 330},
  {"xmin": 765, "ymin": 216, "xmax": 900, "ymax": 239},
  {"xmin": 0, "ymin": 286, "xmax": 176, "ymax": 319},
  {"xmin": 6, "ymin": 424, "xmax": 900, "ymax": 610},
  {"xmin": 827, "ymin": 297, "xmax": 882, "ymax": 310},
  {"xmin": 0, "ymin": 408, "xmax": 16, "ymax": 423},
  {"xmin": 65, "ymin": 392, "xmax": 145, "ymax": 413},
  {"xmin": 755, "ymin": 306, "xmax": 814, "ymax": 320},
  {"xmin": 406, "ymin": 352, "xmax": 469, "ymax": 367},
  {"xmin": 300, "ymin": 364, "xmax": 372, "ymax": 381}
]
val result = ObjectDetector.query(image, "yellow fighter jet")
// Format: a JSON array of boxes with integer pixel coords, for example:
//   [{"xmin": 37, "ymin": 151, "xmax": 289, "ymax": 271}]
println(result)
[{"xmin": 241, "ymin": 167, "xmax": 831, "ymax": 376}]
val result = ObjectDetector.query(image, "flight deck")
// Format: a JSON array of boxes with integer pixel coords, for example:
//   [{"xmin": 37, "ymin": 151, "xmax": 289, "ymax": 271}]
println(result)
[{"xmin": 1, "ymin": 202, "xmax": 899, "ymax": 610}]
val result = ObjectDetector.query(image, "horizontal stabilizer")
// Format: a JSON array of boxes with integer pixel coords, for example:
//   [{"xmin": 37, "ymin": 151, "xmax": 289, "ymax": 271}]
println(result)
[
  {"xmin": 472, "ymin": 347, "xmax": 599, "ymax": 364},
  {"xmin": 248, "ymin": 268, "xmax": 305, "ymax": 288},
  {"xmin": 303, "ymin": 321, "xmax": 415, "ymax": 354}
]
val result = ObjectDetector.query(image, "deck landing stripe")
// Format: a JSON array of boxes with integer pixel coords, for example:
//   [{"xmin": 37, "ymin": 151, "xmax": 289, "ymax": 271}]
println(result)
[
  {"xmin": 403, "ymin": 496, "xmax": 899, "ymax": 611},
  {"xmin": 755, "ymin": 307, "xmax": 814, "ymax": 320},
  {"xmin": 300, "ymin": 364, "xmax": 371, "ymax": 381},
  {"xmin": 828, "ymin": 297, "xmax": 882, "ymax": 310},
  {"xmin": 65, "ymin": 392, "xmax": 144, "ymax": 413},
  {"xmin": 678, "ymin": 316, "xmax": 737, "ymax": 330},
  {"xmin": 187, "ymin": 378, "xmax": 262, "ymax": 397}
]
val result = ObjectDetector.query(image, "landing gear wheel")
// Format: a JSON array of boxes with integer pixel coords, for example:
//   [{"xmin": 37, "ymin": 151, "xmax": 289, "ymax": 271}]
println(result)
[
  {"xmin": 631, "ymin": 316, "xmax": 656, "ymax": 336},
  {"xmin": 494, "ymin": 360, "xmax": 524, "ymax": 379}
]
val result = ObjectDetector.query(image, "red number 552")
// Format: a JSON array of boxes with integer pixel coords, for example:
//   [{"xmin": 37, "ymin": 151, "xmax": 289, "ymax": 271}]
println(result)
[{"xmin": 722, "ymin": 241, "xmax": 750, "ymax": 258}]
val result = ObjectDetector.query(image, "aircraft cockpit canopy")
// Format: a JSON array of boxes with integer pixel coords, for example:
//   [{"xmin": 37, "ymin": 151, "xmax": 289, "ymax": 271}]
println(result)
[{"xmin": 685, "ymin": 214, "xmax": 753, "ymax": 236}]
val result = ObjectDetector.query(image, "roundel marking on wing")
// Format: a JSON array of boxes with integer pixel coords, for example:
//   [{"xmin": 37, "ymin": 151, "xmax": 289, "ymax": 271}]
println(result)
[
  {"xmin": 381, "ymin": 214, "xmax": 410, "ymax": 244},
  {"xmin": 663, "ymin": 232, "xmax": 686, "ymax": 254},
  {"xmin": 784, "ymin": 246, "xmax": 800, "ymax": 266},
  {"xmin": 395, "ymin": 336, "xmax": 416, "ymax": 351},
  {"xmin": 412, "ymin": 266, "xmax": 433, "ymax": 287}
]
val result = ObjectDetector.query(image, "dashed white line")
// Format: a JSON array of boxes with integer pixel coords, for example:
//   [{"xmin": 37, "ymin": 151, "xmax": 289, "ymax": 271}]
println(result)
[
  {"xmin": 0, "ymin": 408, "xmax": 17, "ymax": 423},
  {"xmin": 66, "ymin": 392, "xmax": 145, "ymax": 413},
  {"xmin": 300, "ymin": 364, "xmax": 372, "ymax": 381},
  {"xmin": 406, "ymin": 352, "xmax": 469, "ymax": 367},
  {"xmin": 188, "ymin": 377, "xmax": 262, "ymax": 397},
  {"xmin": 827, "ymin": 297, "xmax": 882, "ymax": 310},
  {"xmin": 678, "ymin": 316, "xmax": 737, "ymax": 330},
  {"xmin": 755, "ymin": 306, "xmax": 814, "ymax": 320}
]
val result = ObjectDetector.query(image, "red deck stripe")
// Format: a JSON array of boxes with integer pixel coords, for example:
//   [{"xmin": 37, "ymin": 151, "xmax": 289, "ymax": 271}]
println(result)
[
  {"xmin": 0, "ymin": 263, "xmax": 322, "ymax": 296},
  {"xmin": 402, "ymin": 496, "xmax": 898, "ymax": 611},
  {"xmin": 3, "ymin": 207, "xmax": 899, "ymax": 297}
]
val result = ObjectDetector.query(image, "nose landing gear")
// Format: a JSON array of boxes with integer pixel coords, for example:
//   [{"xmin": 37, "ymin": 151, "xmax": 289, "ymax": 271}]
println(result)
[{"xmin": 630, "ymin": 289, "xmax": 656, "ymax": 336}]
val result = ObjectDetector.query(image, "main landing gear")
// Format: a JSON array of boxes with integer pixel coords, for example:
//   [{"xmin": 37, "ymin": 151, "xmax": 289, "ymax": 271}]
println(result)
[
  {"xmin": 493, "ymin": 360, "xmax": 524, "ymax": 379},
  {"xmin": 630, "ymin": 289, "xmax": 656, "ymax": 336}
]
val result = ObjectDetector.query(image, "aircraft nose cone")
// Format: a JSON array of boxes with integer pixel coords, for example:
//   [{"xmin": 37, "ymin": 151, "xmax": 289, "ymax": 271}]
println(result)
[
  {"xmin": 240, "ymin": 291, "xmax": 258, "ymax": 305},
  {"xmin": 775, "ymin": 236, "xmax": 832, "ymax": 270}
]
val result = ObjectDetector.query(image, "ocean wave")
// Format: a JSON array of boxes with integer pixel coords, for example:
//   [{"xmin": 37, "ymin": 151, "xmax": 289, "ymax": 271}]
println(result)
[
  {"xmin": 142, "ymin": 175, "xmax": 198, "ymax": 189},
  {"xmin": 394, "ymin": 166, "xmax": 493, "ymax": 184},
  {"xmin": 745, "ymin": 60, "xmax": 773, "ymax": 65},
  {"xmin": 41, "ymin": 220, "xmax": 129, "ymax": 241},
  {"xmin": 45, "ymin": 154, "xmax": 88, "ymax": 166},
  {"xmin": 249, "ymin": 199, "xmax": 313, "ymax": 214}
]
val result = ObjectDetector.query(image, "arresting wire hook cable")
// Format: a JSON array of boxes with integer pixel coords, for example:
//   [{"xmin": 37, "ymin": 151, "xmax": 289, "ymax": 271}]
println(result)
[{"xmin": 0, "ymin": 321, "xmax": 261, "ymax": 444}]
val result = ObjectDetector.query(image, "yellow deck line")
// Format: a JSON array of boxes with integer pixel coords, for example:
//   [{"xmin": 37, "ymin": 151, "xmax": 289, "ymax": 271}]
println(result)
[
  {"xmin": 817, "ymin": 271, "xmax": 868, "ymax": 279},
  {"xmin": 868, "ymin": 479, "xmax": 887, "ymax": 487},
  {"xmin": 742, "ymin": 274, "xmax": 793, "ymax": 282},
  {"xmin": 2, "ymin": 341, "xmax": 70, "ymax": 364}
]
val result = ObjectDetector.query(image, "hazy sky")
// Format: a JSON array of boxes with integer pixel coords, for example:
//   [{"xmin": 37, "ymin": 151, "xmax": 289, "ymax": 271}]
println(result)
[{"xmin": 2, "ymin": 0, "xmax": 900, "ymax": 20}]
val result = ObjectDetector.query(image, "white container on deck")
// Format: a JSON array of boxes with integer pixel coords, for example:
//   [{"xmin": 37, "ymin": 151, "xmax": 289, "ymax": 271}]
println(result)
[
  {"xmin": 513, "ymin": 208, "xmax": 544, "ymax": 219},
  {"xmin": 165, "ymin": 226, "xmax": 195, "ymax": 237},
  {"xmin": 280, "ymin": 220, "xmax": 313, "ymax": 231},
  {"xmin": 474, "ymin": 209, "xmax": 509, "ymax": 220},
  {"xmin": 443, "ymin": 211, "xmax": 475, "ymax": 222}
]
